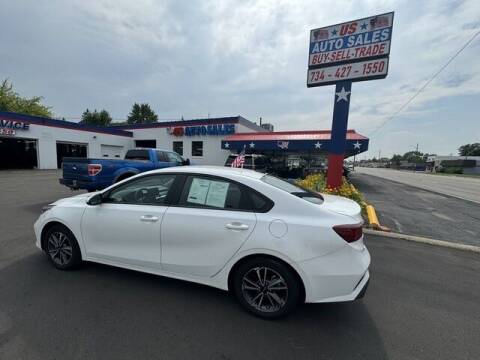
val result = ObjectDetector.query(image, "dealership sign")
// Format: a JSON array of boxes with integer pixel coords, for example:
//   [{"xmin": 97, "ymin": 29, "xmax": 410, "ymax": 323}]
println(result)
[
  {"xmin": 307, "ymin": 12, "xmax": 393, "ymax": 189},
  {"xmin": 307, "ymin": 12, "xmax": 393, "ymax": 87},
  {"xmin": 308, "ymin": 58, "xmax": 388, "ymax": 86},
  {"xmin": 0, "ymin": 119, "xmax": 30, "ymax": 136},
  {"xmin": 167, "ymin": 124, "xmax": 235, "ymax": 137}
]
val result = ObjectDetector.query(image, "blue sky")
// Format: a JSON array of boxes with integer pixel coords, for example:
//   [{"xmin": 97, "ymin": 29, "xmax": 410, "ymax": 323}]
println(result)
[{"xmin": 0, "ymin": 0, "xmax": 479, "ymax": 157}]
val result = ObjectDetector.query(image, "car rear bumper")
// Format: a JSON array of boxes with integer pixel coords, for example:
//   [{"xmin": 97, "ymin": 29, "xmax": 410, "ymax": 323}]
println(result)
[{"xmin": 299, "ymin": 242, "xmax": 371, "ymax": 303}]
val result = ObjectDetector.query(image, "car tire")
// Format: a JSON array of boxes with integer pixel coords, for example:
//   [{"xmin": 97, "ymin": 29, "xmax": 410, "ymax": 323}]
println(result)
[
  {"xmin": 44, "ymin": 224, "xmax": 82, "ymax": 270},
  {"xmin": 233, "ymin": 257, "xmax": 300, "ymax": 319}
]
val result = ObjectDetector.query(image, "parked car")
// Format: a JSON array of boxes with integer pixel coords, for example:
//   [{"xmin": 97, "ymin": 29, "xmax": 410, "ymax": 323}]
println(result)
[
  {"xmin": 36, "ymin": 166, "xmax": 370, "ymax": 319},
  {"xmin": 59, "ymin": 148, "xmax": 189, "ymax": 191}
]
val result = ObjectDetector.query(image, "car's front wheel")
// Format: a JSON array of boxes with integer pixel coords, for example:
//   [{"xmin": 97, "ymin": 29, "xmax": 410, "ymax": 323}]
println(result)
[
  {"xmin": 44, "ymin": 224, "xmax": 82, "ymax": 270},
  {"xmin": 233, "ymin": 257, "xmax": 301, "ymax": 319}
]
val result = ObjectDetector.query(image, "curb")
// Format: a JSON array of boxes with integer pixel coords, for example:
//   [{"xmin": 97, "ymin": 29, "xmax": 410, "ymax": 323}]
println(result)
[
  {"xmin": 365, "ymin": 204, "xmax": 391, "ymax": 231},
  {"xmin": 364, "ymin": 228, "xmax": 480, "ymax": 254}
]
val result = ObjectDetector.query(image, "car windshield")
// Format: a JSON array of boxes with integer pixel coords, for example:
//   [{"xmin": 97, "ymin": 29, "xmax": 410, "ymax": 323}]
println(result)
[{"xmin": 261, "ymin": 174, "xmax": 324, "ymax": 204}]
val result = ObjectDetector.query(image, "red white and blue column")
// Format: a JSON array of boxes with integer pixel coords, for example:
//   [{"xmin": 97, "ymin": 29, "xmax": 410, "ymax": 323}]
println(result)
[{"xmin": 327, "ymin": 81, "xmax": 352, "ymax": 189}]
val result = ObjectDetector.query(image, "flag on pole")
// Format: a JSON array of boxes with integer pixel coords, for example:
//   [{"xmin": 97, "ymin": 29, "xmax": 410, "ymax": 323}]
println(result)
[{"xmin": 231, "ymin": 149, "xmax": 245, "ymax": 168}]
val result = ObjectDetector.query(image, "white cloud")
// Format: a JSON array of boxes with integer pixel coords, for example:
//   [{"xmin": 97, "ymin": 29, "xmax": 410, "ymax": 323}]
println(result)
[{"xmin": 0, "ymin": 0, "xmax": 478, "ymax": 156}]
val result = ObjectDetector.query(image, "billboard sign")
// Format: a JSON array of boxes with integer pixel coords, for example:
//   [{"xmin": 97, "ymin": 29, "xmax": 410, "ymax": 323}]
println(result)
[
  {"xmin": 307, "ymin": 58, "xmax": 389, "ymax": 86},
  {"xmin": 307, "ymin": 12, "xmax": 393, "ymax": 87}
]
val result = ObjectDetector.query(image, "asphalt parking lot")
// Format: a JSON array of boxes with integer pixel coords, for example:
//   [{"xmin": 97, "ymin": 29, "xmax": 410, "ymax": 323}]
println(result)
[{"xmin": 1, "ymin": 170, "xmax": 480, "ymax": 359}]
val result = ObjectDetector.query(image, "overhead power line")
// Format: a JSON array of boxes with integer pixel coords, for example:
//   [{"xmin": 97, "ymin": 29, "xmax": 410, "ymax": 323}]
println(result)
[{"xmin": 368, "ymin": 29, "xmax": 480, "ymax": 137}]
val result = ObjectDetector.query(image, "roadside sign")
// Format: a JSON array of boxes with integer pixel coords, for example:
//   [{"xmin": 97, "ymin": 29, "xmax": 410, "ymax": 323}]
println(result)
[
  {"xmin": 307, "ymin": 12, "xmax": 393, "ymax": 87},
  {"xmin": 307, "ymin": 58, "xmax": 389, "ymax": 87},
  {"xmin": 307, "ymin": 12, "xmax": 394, "ymax": 188}
]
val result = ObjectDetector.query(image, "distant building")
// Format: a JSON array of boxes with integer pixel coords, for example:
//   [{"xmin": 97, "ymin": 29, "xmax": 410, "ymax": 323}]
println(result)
[{"xmin": 426, "ymin": 155, "xmax": 480, "ymax": 175}]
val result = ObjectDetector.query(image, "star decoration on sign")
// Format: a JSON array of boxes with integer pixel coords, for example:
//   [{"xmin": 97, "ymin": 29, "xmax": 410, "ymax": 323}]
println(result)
[
  {"xmin": 224, "ymin": 142, "xmax": 230, "ymax": 148},
  {"xmin": 249, "ymin": 142, "xmax": 255, "ymax": 148},
  {"xmin": 331, "ymin": 28, "xmax": 338, "ymax": 36},
  {"xmin": 314, "ymin": 142, "xmax": 322, "ymax": 149},
  {"xmin": 336, "ymin": 87, "xmax": 351, "ymax": 102},
  {"xmin": 353, "ymin": 141, "xmax": 361, "ymax": 149},
  {"xmin": 360, "ymin": 22, "xmax": 368, "ymax": 30}
]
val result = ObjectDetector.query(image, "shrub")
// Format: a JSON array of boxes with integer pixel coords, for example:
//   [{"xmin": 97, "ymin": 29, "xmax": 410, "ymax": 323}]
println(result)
[{"xmin": 296, "ymin": 173, "xmax": 366, "ymax": 212}]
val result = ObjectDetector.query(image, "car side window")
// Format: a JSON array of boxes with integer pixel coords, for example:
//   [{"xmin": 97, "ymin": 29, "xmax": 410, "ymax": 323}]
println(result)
[
  {"xmin": 166, "ymin": 152, "xmax": 182, "ymax": 163},
  {"xmin": 247, "ymin": 190, "xmax": 274, "ymax": 212},
  {"xmin": 180, "ymin": 176, "xmax": 245, "ymax": 210},
  {"xmin": 105, "ymin": 174, "xmax": 177, "ymax": 205},
  {"xmin": 156, "ymin": 151, "xmax": 169, "ymax": 162}
]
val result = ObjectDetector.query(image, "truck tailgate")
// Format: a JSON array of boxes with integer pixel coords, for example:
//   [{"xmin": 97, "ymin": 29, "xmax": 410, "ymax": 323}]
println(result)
[{"xmin": 62, "ymin": 158, "xmax": 91, "ymax": 181}]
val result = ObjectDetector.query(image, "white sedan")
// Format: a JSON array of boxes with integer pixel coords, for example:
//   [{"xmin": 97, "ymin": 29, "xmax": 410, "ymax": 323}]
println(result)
[{"xmin": 34, "ymin": 166, "xmax": 370, "ymax": 318}]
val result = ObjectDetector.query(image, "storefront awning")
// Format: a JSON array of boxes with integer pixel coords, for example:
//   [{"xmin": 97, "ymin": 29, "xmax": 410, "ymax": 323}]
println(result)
[{"xmin": 221, "ymin": 130, "xmax": 369, "ymax": 157}]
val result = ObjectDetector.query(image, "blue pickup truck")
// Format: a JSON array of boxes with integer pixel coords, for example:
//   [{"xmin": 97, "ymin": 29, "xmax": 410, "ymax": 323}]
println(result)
[{"xmin": 59, "ymin": 148, "xmax": 189, "ymax": 191}]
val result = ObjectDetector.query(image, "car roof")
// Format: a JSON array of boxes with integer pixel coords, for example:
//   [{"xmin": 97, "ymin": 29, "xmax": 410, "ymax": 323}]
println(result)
[
  {"xmin": 149, "ymin": 165, "xmax": 265, "ymax": 180},
  {"xmin": 131, "ymin": 148, "xmax": 174, "ymax": 152}
]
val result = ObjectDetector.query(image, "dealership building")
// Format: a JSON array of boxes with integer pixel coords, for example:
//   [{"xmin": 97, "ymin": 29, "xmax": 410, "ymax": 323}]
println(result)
[{"xmin": 0, "ymin": 111, "xmax": 369, "ymax": 170}]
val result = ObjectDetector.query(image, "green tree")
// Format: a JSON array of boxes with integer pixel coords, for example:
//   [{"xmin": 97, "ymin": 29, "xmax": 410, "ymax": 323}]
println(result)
[
  {"xmin": 390, "ymin": 154, "xmax": 402, "ymax": 166},
  {"xmin": 127, "ymin": 103, "xmax": 158, "ymax": 124},
  {"xmin": 458, "ymin": 143, "xmax": 480, "ymax": 156},
  {"xmin": 80, "ymin": 109, "xmax": 112, "ymax": 126},
  {"xmin": 0, "ymin": 79, "xmax": 53, "ymax": 117},
  {"xmin": 401, "ymin": 151, "xmax": 426, "ymax": 164}
]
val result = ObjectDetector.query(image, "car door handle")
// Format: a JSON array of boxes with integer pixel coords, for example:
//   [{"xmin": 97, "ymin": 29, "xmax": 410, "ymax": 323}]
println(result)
[
  {"xmin": 140, "ymin": 215, "xmax": 159, "ymax": 222},
  {"xmin": 225, "ymin": 222, "xmax": 249, "ymax": 231}
]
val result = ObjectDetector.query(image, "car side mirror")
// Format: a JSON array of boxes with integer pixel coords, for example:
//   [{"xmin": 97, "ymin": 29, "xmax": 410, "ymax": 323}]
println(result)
[
  {"xmin": 182, "ymin": 158, "xmax": 190, "ymax": 165},
  {"xmin": 87, "ymin": 193, "xmax": 103, "ymax": 206}
]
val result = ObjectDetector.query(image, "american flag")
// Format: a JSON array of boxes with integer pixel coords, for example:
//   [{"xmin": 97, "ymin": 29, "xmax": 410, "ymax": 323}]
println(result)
[
  {"xmin": 313, "ymin": 29, "xmax": 329, "ymax": 41},
  {"xmin": 231, "ymin": 150, "xmax": 245, "ymax": 168},
  {"xmin": 370, "ymin": 16, "xmax": 389, "ymax": 29}
]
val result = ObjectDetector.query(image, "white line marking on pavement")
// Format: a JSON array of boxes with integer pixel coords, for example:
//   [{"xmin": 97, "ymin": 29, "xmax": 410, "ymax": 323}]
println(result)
[{"xmin": 364, "ymin": 229, "xmax": 480, "ymax": 254}]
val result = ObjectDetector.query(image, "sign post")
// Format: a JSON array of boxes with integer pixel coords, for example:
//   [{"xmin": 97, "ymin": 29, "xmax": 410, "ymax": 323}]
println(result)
[
  {"xmin": 307, "ymin": 12, "xmax": 394, "ymax": 188},
  {"xmin": 327, "ymin": 80, "xmax": 352, "ymax": 188}
]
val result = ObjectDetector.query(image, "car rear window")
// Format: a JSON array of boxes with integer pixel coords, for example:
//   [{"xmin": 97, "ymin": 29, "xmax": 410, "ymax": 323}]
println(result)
[
  {"xmin": 261, "ymin": 175, "xmax": 324, "ymax": 204},
  {"xmin": 125, "ymin": 150, "xmax": 149, "ymax": 161}
]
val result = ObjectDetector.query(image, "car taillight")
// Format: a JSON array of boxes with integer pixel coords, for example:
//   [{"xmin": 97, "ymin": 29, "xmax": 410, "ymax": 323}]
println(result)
[
  {"xmin": 88, "ymin": 164, "xmax": 102, "ymax": 176},
  {"xmin": 333, "ymin": 223, "xmax": 363, "ymax": 243}
]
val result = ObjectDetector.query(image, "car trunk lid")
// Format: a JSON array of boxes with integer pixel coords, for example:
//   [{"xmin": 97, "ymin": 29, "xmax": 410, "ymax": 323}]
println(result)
[{"xmin": 320, "ymin": 194, "xmax": 362, "ymax": 219}]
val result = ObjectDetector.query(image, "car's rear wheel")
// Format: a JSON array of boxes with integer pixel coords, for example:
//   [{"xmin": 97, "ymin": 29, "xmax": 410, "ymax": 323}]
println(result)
[
  {"xmin": 233, "ymin": 257, "xmax": 300, "ymax": 319},
  {"xmin": 44, "ymin": 224, "xmax": 82, "ymax": 270}
]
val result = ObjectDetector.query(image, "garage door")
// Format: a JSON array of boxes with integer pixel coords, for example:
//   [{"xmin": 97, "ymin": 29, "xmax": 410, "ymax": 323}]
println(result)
[
  {"xmin": 0, "ymin": 137, "xmax": 38, "ymax": 169},
  {"xmin": 101, "ymin": 145, "xmax": 124, "ymax": 159},
  {"xmin": 56, "ymin": 142, "xmax": 88, "ymax": 169}
]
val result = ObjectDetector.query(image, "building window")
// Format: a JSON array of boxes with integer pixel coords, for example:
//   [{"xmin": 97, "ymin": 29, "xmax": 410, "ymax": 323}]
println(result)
[
  {"xmin": 192, "ymin": 141, "xmax": 203, "ymax": 157},
  {"xmin": 173, "ymin": 141, "xmax": 183, "ymax": 156},
  {"xmin": 135, "ymin": 139, "xmax": 157, "ymax": 148}
]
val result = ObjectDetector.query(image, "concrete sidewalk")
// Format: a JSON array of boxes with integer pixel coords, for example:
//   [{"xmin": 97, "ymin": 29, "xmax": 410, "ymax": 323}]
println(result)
[{"xmin": 355, "ymin": 167, "xmax": 480, "ymax": 204}]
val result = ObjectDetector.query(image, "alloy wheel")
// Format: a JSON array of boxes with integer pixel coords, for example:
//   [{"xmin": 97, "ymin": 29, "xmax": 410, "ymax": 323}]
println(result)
[
  {"xmin": 241, "ymin": 266, "xmax": 289, "ymax": 313},
  {"xmin": 47, "ymin": 231, "xmax": 73, "ymax": 266}
]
